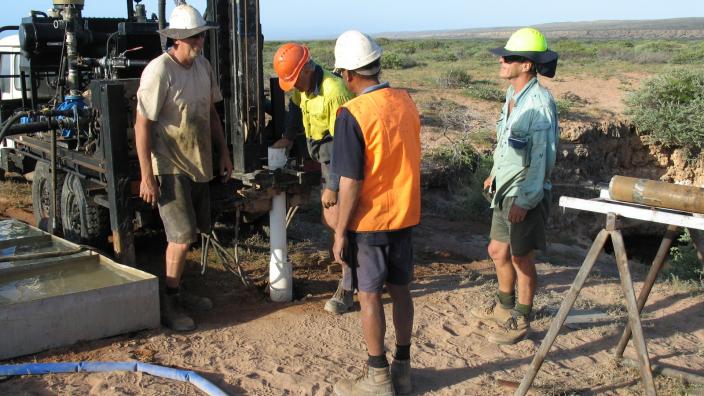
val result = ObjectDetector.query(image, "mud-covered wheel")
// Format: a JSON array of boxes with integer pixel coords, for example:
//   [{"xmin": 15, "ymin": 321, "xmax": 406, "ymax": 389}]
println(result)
[
  {"xmin": 60, "ymin": 173, "xmax": 109, "ymax": 246},
  {"xmin": 31, "ymin": 162, "xmax": 65, "ymax": 232}
]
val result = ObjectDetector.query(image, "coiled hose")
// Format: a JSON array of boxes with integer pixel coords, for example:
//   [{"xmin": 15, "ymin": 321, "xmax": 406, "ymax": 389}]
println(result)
[{"xmin": 0, "ymin": 361, "xmax": 229, "ymax": 396}]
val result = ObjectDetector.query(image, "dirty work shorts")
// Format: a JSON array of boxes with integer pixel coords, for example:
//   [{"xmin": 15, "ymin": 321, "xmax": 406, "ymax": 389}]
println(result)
[
  {"xmin": 157, "ymin": 174, "xmax": 211, "ymax": 244},
  {"xmin": 490, "ymin": 192, "xmax": 550, "ymax": 257},
  {"xmin": 345, "ymin": 228, "xmax": 414, "ymax": 293}
]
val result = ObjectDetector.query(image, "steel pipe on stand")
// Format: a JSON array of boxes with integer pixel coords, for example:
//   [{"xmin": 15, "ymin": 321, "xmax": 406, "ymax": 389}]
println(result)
[{"xmin": 267, "ymin": 147, "xmax": 291, "ymax": 302}]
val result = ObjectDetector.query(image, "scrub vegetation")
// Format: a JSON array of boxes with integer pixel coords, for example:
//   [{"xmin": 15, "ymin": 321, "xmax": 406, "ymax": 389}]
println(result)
[
  {"xmin": 626, "ymin": 68, "xmax": 704, "ymax": 151},
  {"xmin": 262, "ymin": 37, "xmax": 704, "ymax": 216}
]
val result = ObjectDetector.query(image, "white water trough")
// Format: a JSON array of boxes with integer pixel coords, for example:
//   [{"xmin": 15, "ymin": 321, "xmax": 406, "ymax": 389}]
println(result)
[{"xmin": 0, "ymin": 220, "xmax": 159, "ymax": 360}]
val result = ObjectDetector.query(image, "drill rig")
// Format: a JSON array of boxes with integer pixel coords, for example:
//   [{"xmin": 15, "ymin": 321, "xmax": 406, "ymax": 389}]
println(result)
[{"xmin": 0, "ymin": 0, "xmax": 316, "ymax": 266}]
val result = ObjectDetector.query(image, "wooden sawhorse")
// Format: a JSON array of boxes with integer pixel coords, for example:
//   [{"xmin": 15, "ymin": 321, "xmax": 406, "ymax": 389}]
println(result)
[{"xmin": 516, "ymin": 196, "xmax": 704, "ymax": 396}]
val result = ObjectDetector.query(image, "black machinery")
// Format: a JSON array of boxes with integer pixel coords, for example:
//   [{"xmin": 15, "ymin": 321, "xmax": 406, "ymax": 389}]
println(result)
[{"xmin": 0, "ymin": 0, "xmax": 317, "ymax": 266}]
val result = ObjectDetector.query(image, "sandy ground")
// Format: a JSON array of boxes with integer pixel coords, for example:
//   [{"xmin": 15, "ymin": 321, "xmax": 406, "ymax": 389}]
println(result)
[
  {"xmin": 2, "ymin": 73, "xmax": 704, "ymax": 395},
  {"xmin": 1, "ymin": 208, "xmax": 704, "ymax": 395}
]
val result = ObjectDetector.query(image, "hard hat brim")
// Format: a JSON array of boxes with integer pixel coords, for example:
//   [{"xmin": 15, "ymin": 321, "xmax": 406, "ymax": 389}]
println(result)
[
  {"xmin": 158, "ymin": 23, "xmax": 218, "ymax": 40},
  {"xmin": 489, "ymin": 46, "xmax": 558, "ymax": 65}
]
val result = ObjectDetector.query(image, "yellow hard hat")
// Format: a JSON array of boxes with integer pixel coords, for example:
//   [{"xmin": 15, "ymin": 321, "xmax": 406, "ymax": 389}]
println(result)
[{"xmin": 489, "ymin": 27, "xmax": 559, "ymax": 77}]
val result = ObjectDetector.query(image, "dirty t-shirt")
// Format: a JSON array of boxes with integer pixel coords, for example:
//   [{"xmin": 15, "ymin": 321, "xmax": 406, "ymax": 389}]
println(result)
[{"xmin": 137, "ymin": 52, "xmax": 223, "ymax": 182}]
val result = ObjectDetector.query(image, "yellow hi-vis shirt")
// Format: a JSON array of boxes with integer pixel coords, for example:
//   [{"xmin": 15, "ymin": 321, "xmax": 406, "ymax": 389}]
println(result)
[{"xmin": 290, "ymin": 69, "xmax": 353, "ymax": 141}]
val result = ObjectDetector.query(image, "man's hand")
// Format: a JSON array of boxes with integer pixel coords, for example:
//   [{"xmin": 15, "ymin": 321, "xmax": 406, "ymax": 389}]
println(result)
[
  {"xmin": 140, "ymin": 175, "xmax": 159, "ymax": 207},
  {"xmin": 332, "ymin": 231, "xmax": 348, "ymax": 267},
  {"xmin": 321, "ymin": 188, "xmax": 338, "ymax": 209},
  {"xmin": 483, "ymin": 175, "xmax": 494, "ymax": 191},
  {"xmin": 272, "ymin": 137, "xmax": 293, "ymax": 149},
  {"xmin": 219, "ymin": 153, "xmax": 233, "ymax": 182},
  {"xmin": 508, "ymin": 203, "xmax": 528, "ymax": 224}
]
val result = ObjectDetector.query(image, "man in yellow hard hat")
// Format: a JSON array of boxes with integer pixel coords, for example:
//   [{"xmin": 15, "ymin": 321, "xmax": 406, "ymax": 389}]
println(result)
[
  {"xmin": 470, "ymin": 27, "xmax": 559, "ymax": 345},
  {"xmin": 272, "ymin": 43, "xmax": 356, "ymax": 314}
]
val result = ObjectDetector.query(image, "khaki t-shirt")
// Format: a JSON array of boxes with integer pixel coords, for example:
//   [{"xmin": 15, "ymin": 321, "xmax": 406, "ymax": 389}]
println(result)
[{"xmin": 137, "ymin": 52, "xmax": 223, "ymax": 182}]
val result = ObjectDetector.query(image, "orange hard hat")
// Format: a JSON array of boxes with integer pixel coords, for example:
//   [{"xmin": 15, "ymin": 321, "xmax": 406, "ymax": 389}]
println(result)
[{"xmin": 273, "ymin": 43, "xmax": 310, "ymax": 92}]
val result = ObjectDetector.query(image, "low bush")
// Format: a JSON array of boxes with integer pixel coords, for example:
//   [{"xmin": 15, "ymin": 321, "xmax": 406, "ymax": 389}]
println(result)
[
  {"xmin": 436, "ymin": 69, "xmax": 472, "ymax": 89},
  {"xmin": 463, "ymin": 84, "xmax": 504, "ymax": 102},
  {"xmin": 626, "ymin": 68, "xmax": 704, "ymax": 149},
  {"xmin": 664, "ymin": 231, "xmax": 703, "ymax": 286},
  {"xmin": 382, "ymin": 52, "xmax": 419, "ymax": 69}
]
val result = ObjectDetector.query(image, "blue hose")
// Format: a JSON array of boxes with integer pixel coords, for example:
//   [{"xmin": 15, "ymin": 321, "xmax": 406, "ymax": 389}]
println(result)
[{"xmin": 0, "ymin": 361, "xmax": 228, "ymax": 396}]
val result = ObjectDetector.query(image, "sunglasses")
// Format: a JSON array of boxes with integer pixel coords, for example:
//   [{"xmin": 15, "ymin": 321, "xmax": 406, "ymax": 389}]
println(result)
[{"xmin": 502, "ymin": 55, "xmax": 528, "ymax": 64}]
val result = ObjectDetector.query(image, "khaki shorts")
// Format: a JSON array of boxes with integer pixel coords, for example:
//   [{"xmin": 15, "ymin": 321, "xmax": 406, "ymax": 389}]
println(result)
[
  {"xmin": 157, "ymin": 174, "xmax": 211, "ymax": 244},
  {"xmin": 490, "ymin": 192, "xmax": 550, "ymax": 257}
]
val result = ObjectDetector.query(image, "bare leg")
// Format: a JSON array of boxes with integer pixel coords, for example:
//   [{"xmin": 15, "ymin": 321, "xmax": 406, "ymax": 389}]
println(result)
[
  {"xmin": 512, "ymin": 252, "xmax": 536, "ymax": 307},
  {"xmin": 358, "ymin": 291, "xmax": 386, "ymax": 356},
  {"xmin": 165, "ymin": 242, "xmax": 190, "ymax": 288},
  {"xmin": 386, "ymin": 283, "xmax": 413, "ymax": 346},
  {"xmin": 488, "ymin": 240, "xmax": 516, "ymax": 294}
]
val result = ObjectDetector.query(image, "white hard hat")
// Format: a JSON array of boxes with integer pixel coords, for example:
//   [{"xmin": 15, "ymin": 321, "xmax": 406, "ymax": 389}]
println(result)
[
  {"xmin": 334, "ymin": 30, "xmax": 382, "ymax": 74},
  {"xmin": 158, "ymin": 4, "xmax": 217, "ymax": 40}
]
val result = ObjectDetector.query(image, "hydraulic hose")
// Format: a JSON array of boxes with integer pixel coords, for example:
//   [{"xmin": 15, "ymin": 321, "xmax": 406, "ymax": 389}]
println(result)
[
  {"xmin": 0, "ymin": 109, "xmax": 78, "ymax": 142},
  {"xmin": 0, "ymin": 361, "xmax": 229, "ymax": 396}
]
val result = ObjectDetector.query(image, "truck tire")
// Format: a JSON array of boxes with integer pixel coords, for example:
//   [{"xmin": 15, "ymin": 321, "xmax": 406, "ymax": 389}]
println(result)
[
  {"xmin": 31, "ymin": 162, "xmax": 65, "ymax": 232},
  {"xmin": 60, "ymin": 173, "xmax": 109, "ymax": 246}
]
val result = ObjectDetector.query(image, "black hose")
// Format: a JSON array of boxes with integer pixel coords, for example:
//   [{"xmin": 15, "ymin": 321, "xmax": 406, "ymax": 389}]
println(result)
[{"xmin": 0, "ymin": 112, "xmax": 27, "ymax": 142}]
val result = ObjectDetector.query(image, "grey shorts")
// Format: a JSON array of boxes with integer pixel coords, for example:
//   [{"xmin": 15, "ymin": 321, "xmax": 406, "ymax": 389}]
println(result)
[
  {"xmin": 490, "ymin": 192, "xmax": 550, "ymax": 257},
  {"xmin": 157, "ymin": 174, "xmax": 211, "ymax": 244},
  {"xmin": 346, "ymin": 228, "xmax": 414, "ymax": 293}
]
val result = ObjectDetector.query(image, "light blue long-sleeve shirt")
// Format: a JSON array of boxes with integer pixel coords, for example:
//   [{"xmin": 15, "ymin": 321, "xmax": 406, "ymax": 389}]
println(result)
[{"xmin": 490, "ymin": 77, "xmax": 558, "ymax": 210}]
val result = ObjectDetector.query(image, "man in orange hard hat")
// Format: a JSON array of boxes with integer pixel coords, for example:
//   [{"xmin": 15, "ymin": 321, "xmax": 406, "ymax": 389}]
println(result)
[{"xmin": 272, "ymin": 43, "xmax": 356, "ymax": 315}]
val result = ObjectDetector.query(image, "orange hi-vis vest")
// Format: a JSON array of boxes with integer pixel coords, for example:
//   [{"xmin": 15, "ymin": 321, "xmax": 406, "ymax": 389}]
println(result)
[{"xmin": 342, "ymin": 87, "xmax": 421, "ymax": 232}]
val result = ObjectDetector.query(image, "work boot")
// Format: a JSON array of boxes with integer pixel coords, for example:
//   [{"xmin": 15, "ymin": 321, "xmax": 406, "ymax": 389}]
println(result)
[
  {"xmin": 469, "ymin": 297, "xmax": 512, "ymax": 324},
  {"xmin": 324, "ymin": 279, "xmax": 354, "ymax": 314},
  {"xmin": 390, "ymin": 359, "xmax": 412, "ymax": 394},
  {"xmin": 487, "ymin": 312, "xmax": 530, "ymax": 345},
  {"xmin": 161, "ymin": 294, "xmax": 195, "ymax": 332},
  {"xmin": 178, "ymin": 290, "xmax": 213, "ymax": 312},
  {"xmin": 334, "ymin": 365, "xmax": 395, "ymax": 396}
]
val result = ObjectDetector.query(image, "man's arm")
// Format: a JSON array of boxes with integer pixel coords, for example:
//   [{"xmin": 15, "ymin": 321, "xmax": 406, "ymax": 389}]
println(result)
[
  {"xmin": 211, "ymin": 104, "xmax": 233, "ymax": 181},
  {"xmin": 332, "ymin": 176, "xmax": 362, "ymax": 266},
  {"xmin": 134, "ymin": 113, "xmax": 159, "ymax": 206},
  {"xmin": 510, "ymin": 113, "xmax": 551, "ymax": 223}
]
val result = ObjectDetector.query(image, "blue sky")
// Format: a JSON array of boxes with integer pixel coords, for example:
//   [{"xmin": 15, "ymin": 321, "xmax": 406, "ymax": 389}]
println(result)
[{"xmin": 2, "ymin": 0, "xmax": 703, "ymax": 40}]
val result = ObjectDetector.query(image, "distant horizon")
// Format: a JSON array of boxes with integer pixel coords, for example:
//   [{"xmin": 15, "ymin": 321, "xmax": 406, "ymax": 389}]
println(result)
[{"xmin": 1, "ymin": 1, "xmax": 702, "ymax": 40}]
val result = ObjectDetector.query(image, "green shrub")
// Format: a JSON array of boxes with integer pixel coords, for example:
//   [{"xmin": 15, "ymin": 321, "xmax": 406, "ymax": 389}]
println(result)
[
  {"xmin": 670, "ymin": 43, "xmax": 704, "ymax": 64},
  {"xmin": 664, "ymin": 231, "xmax": 703, "ymax": 285},
  {"xmin": 463, "ymin": 84, "xmax": 504, "ymax": 102},
  {"xmin": 416, "ymin": 39, "xmax": 448, "ymax": 50},
  {"xmin": 430, "ymin": 52, "xmax": 459, "ymax": 62},
  {"xmin": 382, "ymin": 52, "xmax": 419, "ymax": 69},
  {"xmin": 626, "ymin": 68, "xmax": 704, "ymax": 149},
  {"xmin": 556, "ymin": 99, "xmax": 574, "ymax": 116},
  {"xmin": 436, "ymin": 69, "xmax": 472, "ymax": 89}
]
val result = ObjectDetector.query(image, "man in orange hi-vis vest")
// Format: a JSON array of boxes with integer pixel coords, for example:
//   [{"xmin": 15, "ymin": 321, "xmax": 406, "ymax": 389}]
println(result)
[{"xmin": 330, "ymin": 30, "xmax": 421, "ymax": 396}]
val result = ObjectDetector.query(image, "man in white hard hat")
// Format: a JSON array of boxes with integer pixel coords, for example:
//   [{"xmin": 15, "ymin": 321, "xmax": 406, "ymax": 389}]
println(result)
[
  {"xmin": 135, "ymin": 3, "xmax": 232, "ymax": 331},
  {"xmin": 471, "ymin": 27, "xmax": 558, "ymax": 344},
  {"xmin": 331, "ymin": 30, "xmax": 421, "ymax": 396}
]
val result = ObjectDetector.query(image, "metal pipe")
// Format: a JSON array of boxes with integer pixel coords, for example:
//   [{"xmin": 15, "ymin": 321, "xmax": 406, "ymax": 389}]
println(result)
[{"xmin": 609, "ymin": 175, "xmax": 704, "ymax": 214}]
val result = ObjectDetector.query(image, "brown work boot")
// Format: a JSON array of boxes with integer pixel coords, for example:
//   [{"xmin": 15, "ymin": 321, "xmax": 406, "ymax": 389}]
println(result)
[
  {"xmin": 178, "ymin": 290, "xmax": 213, "ymax": 312},
  {"xmin": 324, "ymin": 279, "xmax": 354, "ymax": 314},
  {"xmin": 161, "ymin": 294, "xmax": 195, "ymax": 332},
  {"xmin": 487, "ymin": 312, "xmax": 530, "ymax": 345},
  {"xmin": 470, "ymin": 297, "xmax": 512, "ymax": 324},
  {"xmin": 390, "ymin": 359, "xmax": 412, "ymax": 394},
  {"xmin": 334, "ymin": 365, "xmax": 395, "ymax": 396}
]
